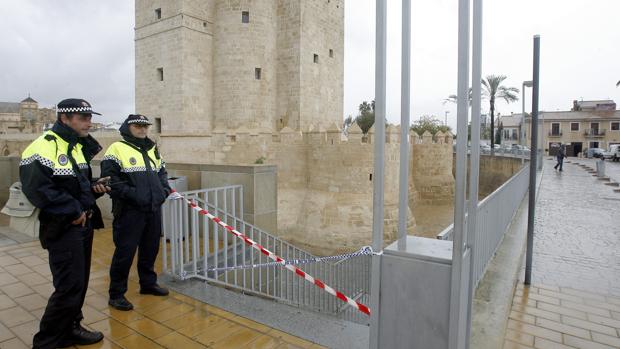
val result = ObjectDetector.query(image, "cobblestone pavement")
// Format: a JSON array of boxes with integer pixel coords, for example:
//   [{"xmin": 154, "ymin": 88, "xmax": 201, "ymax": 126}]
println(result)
[
  {"xmin": 528, "ymin": 158, "xmax": 620, "ymax": 297},
  {"xmin": 503, "ymin": 158, "xmax": 620, "ymax": 349}
]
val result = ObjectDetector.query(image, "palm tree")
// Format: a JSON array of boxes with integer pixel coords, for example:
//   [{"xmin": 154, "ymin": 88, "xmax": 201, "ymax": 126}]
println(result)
[
  {"xmin": 481, "ymin": 75, "xmax": 519, "ymax": 152},
  {"xmin": 442, "ymin": 88, "xmax": 472, "ymax": 105}
]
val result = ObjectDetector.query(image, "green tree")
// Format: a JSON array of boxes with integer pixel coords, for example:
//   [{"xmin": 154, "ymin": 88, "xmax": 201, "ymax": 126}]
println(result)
[
  {"xmin": 355, "ymin": 100, "xmax": 375, "ymax": 134},
  {"xmin": 482, "ymin": 75, "xmax": 519, "ymax": 151},
  {"xmin": 410, "ymin": 115, "xmax": 452, "ymax": 136}
]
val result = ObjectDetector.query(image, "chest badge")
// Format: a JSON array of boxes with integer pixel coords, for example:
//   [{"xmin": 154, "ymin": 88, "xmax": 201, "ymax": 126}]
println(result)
[
  {"xmin": 58, "ymin": 154, "xmax": 69, "ymax": 166},
  {"xmin": 129, "ymin": 157, "xmax": 137, "ymax": 165}
]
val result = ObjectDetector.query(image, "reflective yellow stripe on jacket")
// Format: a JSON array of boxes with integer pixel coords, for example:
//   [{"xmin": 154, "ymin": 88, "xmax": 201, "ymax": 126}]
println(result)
[
  {"xmin": 102, "ymin": 142, "xmax": 162, "ymax": 173},
  {"xmin": 20, "ymin": 130, "xmax": 88, "ymax": 176}
]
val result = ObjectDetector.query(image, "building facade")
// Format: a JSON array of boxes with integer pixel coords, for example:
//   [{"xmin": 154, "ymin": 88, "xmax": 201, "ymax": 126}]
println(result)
[
  {"xmin": 0, "ymin": 96, "xmax": 55, "ymax": 135},
  {"xmin": 135, "ymin": 0, "xmax": 344, "ymax": 134},
  {"xmin": 520, "ymin": 100, "xmax": 620, "ymax": 156}
]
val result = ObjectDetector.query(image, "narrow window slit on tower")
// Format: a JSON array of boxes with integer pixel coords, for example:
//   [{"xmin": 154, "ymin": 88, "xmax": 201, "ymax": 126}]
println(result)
[
  {"xmin": 329, "ymin": 49, "xmax": 334, "ymax": 58},
  {"xmin": 155, "ymin": 118, "xmax": 162, "ymax": 133},
  {"xmin": 255, "ymin": 68, "xmax": 261, "ymax": 80},
  {"xmin": 242, "ymin": 11, "xmax": 250, "ymax": 23},
  {"xmin": 157, "ymin": 68, "xmax": 164, "ymax": 81},
  {"xmin": 155, "ymin": 8, "xmax": 161, "ymax": 19},
  {"xmin": 314, "ymin": 54, "xmax": 319, "ymax": 63}
]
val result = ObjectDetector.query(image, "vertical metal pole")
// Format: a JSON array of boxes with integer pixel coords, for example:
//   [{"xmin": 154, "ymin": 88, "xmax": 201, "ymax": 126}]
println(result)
[
  {"xmin": 369, "ymin": 0, "xmax": 387, "ymax": 347},
  {"xmin": 449, "ymin": 0, "xmax": 470, "ymax": 347},
  {"xmin": 525, "ymin": 35, "xmax": 540, "ymax": 285},
  {"xmin": 465, "ymin": 0, "xmax": 482, "ymax": 347},
  {"xmin": 521, "ymin": 85, "xmax": 526, "ymax": 164},
  {"xmin": 398, "ymin": 0, "xmax": 411, "ymax": 251}
]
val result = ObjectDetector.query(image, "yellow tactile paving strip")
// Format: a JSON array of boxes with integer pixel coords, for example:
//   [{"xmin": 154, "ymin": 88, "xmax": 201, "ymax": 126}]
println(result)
[
  {"xmin": 504, "ymin": 283, "xmax": 620, "ymax": 349},
  {"xmin": 0, "ymin": 223, "xmax": 325, "ymax": 349}
]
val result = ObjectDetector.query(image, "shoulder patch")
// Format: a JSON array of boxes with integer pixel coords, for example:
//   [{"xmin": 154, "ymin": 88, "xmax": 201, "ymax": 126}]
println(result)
[{"xmin": 57, "ymin": 154, "xmax": 69, "ymax": 166}]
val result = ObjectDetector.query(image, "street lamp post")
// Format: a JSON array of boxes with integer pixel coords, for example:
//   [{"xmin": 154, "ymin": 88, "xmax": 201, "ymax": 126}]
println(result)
[
  {"xmin": 445, "ymin": 110, "xmax": 450, "ymax": 126},
  {"xmin": 521, "ymin": 80, "xmax": 533, "ymax": 147}
]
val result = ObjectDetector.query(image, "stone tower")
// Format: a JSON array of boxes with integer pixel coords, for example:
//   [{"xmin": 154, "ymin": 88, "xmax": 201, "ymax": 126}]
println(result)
[{"xmin": 135, "ymin": 0, "xmax": 344, "ymax": 134}]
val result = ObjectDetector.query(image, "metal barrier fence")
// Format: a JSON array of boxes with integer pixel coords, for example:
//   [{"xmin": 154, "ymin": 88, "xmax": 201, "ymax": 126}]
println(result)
[
  {"xmin": 162, "ymin": 161, "xmax": 528, "ymax": 324},
  {"xmin": 437, "ymin": 163, "xmax": 530, "ymax": 288},
  {"xmin": 162, "ymin": 185, "xmax": 371, "ymax": 324}
]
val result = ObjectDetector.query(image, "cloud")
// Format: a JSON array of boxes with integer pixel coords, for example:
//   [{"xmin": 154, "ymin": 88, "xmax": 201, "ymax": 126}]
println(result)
[{"xmin": 1, "ymin": 0, "xmax": 619, "ymax": 132}]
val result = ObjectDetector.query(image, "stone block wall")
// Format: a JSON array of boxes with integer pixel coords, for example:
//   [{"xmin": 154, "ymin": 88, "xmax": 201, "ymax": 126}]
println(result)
[
  {"xmin": 411, "ymin": 132, "xmax": 455, "ymax": 205},
  {"xmin": 157, "ymin": 126, "xmax": 455, "ymax": 255},
  {"xmin": 135, "ymin": 0, "xmax": 344, "ymax": 134}
]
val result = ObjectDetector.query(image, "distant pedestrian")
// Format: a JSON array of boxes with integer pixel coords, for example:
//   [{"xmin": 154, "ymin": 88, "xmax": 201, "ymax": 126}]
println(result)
[{"xmin": 554, "ymin": 144, "xmax": 566, "ymax": 171}]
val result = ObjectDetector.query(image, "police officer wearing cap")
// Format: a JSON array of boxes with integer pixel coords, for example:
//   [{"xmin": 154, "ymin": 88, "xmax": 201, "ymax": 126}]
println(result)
[
  {"xmin": 101, "ymin": 114, "xmax": 171, "ymax": 311},
  {"xmin": 20, "ymin": 98, "xmax": 109, "ymax": 348}
]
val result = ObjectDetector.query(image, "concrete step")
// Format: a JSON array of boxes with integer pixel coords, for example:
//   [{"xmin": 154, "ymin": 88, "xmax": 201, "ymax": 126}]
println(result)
[
  {"xmin": 615, "ymin": 188, "xmax": 620, "ymax": 193},
  {"xmin": 597, "ymin": 177, "xmax": 611, "ymax": 181},
  {"xmin": 605, "ymin": 182, "xmax": 620, "ymax": 187}
]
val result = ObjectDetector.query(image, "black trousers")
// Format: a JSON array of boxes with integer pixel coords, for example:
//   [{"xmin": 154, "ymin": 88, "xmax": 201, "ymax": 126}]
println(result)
[
  {"xmin": 109, "ymin": 207, "xmax": 162, "ymax": 299},
  {"xmin": 33, "ymin": 223, "xmax": 93, "ymax": 349}
]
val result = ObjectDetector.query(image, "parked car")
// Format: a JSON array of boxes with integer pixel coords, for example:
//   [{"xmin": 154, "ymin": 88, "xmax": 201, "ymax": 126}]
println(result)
[
  {"xmin": 609, "ymin": 144, "xmax": 620, "ymax": 162},
  {"xmin": 585, "ymin": 148, "xmax": 606, "ymax": 159}
]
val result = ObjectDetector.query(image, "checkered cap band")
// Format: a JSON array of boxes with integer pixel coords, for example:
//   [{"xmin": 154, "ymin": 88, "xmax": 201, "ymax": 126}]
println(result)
[
  {"xmin": 57, "ymin": 106, "xmax": 94, "ymax": 113},
  {"xmin": 127, "ymin": 119, "xmax": 152, "ymax": 125}
]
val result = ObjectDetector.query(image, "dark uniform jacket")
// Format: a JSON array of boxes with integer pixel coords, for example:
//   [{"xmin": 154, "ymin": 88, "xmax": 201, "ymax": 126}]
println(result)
[
  {"xmin": 19, "ymin": 122, "xmax": 104, "ymax": 246},
  {"xmin": 100, "ymin": 122, "xmax": 171, "ymax": 213}
]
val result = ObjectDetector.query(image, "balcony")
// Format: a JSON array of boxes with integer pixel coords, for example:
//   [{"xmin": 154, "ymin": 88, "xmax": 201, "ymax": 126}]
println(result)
[
  {"xmin": 548, "ymin": 131, "xmax": 562, "ymax": 137},
  {"xmin": 584, "ymin": 128, "xmax": 606, "ymax": 137}
]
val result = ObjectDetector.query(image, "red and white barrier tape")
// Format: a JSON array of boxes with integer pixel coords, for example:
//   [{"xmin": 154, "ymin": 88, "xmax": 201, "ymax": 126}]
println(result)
[{"xmin": 169, "ymin": 190, "xmax": 371, "ymax": 316}]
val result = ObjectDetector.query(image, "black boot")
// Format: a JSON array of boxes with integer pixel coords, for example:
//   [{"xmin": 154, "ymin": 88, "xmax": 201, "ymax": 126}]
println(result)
[
  {"xmin": 140, "ymin": 284, "xmax": 169, "ymax": 296},
  {"xmin": 58, "ymin": 321, "xmax": 104, "ymax": 347},
  {"xmin": 108, "ymin": 296, "xmax": 134, "ymax": 311}
]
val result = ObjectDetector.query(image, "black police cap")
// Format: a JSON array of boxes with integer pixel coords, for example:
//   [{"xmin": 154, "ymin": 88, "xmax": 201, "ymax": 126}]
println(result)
[
  {"xmin": 125, "ymin": 114, "xmax": 153, "ymax": 125},
  {"xmin": 57, "ymin": 98, "xmax": 101, "ymax": 116}
]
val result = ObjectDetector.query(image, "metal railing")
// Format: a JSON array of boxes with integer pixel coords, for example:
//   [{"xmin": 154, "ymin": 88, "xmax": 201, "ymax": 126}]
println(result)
[
  {"xmin": 478, "ymin": 147, "xmax": 530, "ymax": 157},
  {"xmin": 585, "ymin": 128, "xmax": 606, "ymax": 137},
  {"xmin": 161, "ymin": 185, "xmax": 371, "ymax": 324},
  {"xmin": 437, "ymin": 164, "xmax": 530, "ymax": 288}
]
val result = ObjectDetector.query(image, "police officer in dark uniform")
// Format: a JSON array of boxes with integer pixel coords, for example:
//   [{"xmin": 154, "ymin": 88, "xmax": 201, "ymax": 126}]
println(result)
[
  {"xmin": 101, "ymin": 114, "xmax": 171, "ymax": 311},
  {"xmin": 20, "ymin": 98, "xmax": 108, "ymax": 348}
]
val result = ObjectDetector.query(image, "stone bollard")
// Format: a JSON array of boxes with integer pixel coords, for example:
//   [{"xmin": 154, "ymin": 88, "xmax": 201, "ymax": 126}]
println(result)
[{"xmin": 596, "ymin": 158, "xmax": 606, "ymax": 177}]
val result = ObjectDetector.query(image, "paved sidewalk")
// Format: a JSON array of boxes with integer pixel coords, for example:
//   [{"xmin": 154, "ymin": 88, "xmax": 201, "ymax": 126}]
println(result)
[
  {"xmin": 503, "ymin": 159, "xmax": 620, "ymax": 349},
  {"xmin": 527, "ymin": 158, "xmax": 620, "ymax": 297},
  {"xmin": 0, "ymin": 219, "xmax": 323, "ymax": 349}
]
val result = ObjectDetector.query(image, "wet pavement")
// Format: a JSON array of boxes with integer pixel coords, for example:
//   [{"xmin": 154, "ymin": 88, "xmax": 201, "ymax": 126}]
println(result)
[
  {"xmin": 503, "ymin": 158, "xmax": 620, "ymax": 349},
  {"xmin": 526, "ymin": 158, "xmax": 620, "ymax": 297},
  {"xmin": 0, "ymin": 218, "xmax": 323, "ymax": 349}
]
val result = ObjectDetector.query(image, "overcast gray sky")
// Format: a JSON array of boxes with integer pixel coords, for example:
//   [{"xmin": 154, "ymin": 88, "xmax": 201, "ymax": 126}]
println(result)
[{"xmin": 1, "ymin": 0, "xmax": 619, "ymax": 132}]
